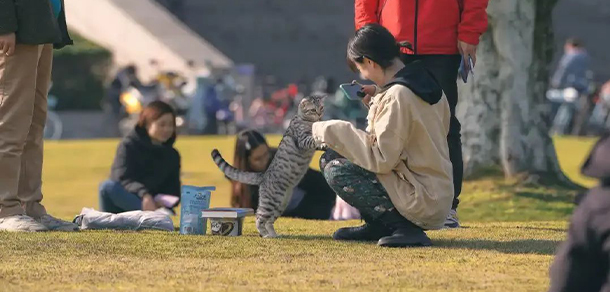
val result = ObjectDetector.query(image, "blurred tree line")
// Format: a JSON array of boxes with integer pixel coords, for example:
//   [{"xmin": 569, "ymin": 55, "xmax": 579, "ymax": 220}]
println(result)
[{"xmin": 51, "ymin": 34, "xmax": 112, "ymax": 111}]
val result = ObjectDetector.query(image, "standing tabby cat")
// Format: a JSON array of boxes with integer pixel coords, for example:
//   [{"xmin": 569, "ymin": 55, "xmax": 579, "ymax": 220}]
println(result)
[{"xmin": 211, "ymin": 95, "xmax": 326, "ymax": 237}]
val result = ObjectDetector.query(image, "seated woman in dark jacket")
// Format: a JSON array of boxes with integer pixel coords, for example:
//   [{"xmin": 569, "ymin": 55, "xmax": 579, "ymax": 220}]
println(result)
[
  {"xmin": 99, "ymin": 101, "xmax": 181, "ymax": 213},
  {"xmin": 549, "ymin": 133, "xmax": 610, "ymax": 292},
  {"xmin": 228, "ymin": 129, "xmax": 342, "ymax": 220}
]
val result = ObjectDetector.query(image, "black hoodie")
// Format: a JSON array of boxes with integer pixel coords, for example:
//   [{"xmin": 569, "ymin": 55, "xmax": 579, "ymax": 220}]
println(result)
[
  {"xmin": 383, "ymin": 60, "xmax": 444, "ymax": 105},
  {"xmin": 549, "ymin": 133, "xmax": 610, "ymax": 292},
  {"xmin": 110, "ymin": 126, "xmax": 181, "ymax": 200}
]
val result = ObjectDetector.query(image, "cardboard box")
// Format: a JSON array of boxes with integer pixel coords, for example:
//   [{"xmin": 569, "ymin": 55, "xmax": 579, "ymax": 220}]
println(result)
[{"xmin": 202, "ymin": 208, "xmax": 254, "ymax": 236}]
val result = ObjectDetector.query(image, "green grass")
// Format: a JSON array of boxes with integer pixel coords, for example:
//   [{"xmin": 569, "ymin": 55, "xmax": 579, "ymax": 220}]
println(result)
[{"xmin": 0, "ymin": 135, "xmax": 600, "ymax": 291}]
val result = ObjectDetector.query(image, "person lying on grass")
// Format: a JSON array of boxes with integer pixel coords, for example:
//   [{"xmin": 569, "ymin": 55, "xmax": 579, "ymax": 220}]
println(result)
[
  {"xmin": 314, "ymin": 24, "xmax": 454, "ymax": 247},
  {"xmin": 228, "ymin": 129, "xmax": 360, "ymax": 220},
  {"xmin": 99, "ymin": 101, "xmax": 181, "ymax": 214}
]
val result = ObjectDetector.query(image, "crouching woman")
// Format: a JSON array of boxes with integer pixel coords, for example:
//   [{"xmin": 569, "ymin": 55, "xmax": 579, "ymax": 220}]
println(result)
[{"xmin": 315, "ymin": 24, "xmax": 454, "ymax": 247}]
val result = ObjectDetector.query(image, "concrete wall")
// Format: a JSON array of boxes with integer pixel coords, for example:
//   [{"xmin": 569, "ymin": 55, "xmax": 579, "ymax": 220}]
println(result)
[
  {"xmin": 174, "ymin": 0, "xmax": 357, "ymax": 86},
  {"xmin": 64, "ymin": 0, "xmax": 233, "ymax": 81}
]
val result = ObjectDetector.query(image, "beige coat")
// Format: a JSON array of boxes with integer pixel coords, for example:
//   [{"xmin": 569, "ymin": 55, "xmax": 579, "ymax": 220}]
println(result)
[{"xmin": 313, "ymin": 84, "xmax": 453, "ymax": 229}]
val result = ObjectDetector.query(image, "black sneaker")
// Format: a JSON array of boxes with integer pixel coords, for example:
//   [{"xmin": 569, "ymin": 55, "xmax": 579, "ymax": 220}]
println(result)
[
  {"xmin": 333, "ymin": 223, "xmax": 393, "ymax": 242},
  {"xmin": 377, "ymin": 227, "xmax": 432, "ymax": 247},
  {"xmin": 377, "ymin": 210, "xmax": 432, "ymax": 247}
]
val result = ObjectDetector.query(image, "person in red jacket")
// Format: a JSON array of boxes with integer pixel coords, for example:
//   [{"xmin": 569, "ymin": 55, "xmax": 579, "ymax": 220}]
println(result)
[{"xmin": 355, "ymin": 0, "xmax": 489, "ymax": 228}]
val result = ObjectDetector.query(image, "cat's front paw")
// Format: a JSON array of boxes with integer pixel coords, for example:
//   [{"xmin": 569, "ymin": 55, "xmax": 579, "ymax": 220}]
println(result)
[{"xmin": 316, "ymin": 143, "xmax": 329, "ymax": 151}]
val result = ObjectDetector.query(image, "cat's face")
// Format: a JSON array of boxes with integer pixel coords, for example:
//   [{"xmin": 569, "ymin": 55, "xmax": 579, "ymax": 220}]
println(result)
[{"xmin": 298, "ymin": 95, "xmax": 325, "ymax": 122}]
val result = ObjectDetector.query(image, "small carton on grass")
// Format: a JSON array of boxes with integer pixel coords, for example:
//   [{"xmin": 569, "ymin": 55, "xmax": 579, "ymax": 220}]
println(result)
[
  {"xmin": 201, "ymin": 208, "xmax": 254, "ymax": 236},
  {"xmin": 179, "ymin": 186, "xmax": 214, "ymax": 235}
]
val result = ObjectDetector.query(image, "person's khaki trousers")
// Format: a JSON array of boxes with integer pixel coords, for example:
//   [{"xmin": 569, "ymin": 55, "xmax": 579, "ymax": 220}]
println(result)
[{"xmin": 0, "ymin": 44, "xmax": 53, "ymax": 219}]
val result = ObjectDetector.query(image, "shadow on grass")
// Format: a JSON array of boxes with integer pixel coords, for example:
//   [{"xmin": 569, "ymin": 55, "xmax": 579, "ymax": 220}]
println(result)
[
  {"xmin": 514, "ymin": 191, "xmax": 575, "ymax": 204},
  {"xmin": 464, "ymin": 166, "xmax": 505, "ymax": 181},
  {"xmin": 514, "ymin": 226, "xmax": 566, "ymax": 233},
  {"xmin": 280, "ymin": 234, "xmax": 335, "ymax": 241},
  {"xmin": 463, "ymin": 225, "xmax": 566, "ymax": 233},
  {"xmin": 434, "ymin": 239, "xmax": 561, "ymax": 255}
]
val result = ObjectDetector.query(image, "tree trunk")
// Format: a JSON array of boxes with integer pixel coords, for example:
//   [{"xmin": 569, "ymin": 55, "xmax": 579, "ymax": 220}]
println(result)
[
  {"xmin": 456, "ymin": 24, "xmax": 501, "ymax": 177},
  {"xmin": 458, "ymin": 0, "xmax": 579, "ymax": 187}
]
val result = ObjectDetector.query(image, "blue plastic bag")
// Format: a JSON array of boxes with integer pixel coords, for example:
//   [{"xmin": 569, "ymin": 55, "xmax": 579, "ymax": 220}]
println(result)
[{"xmin": 179, "ymin": 185, "xmax": 214, "ymax": 235}]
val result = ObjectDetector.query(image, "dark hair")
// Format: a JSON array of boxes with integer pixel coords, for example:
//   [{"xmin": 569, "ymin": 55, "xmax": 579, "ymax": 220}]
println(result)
[
  {"xmin": 233, "ymin": 129, "xmax": 268, "ymax": 171},
  {"xmin": 137, "ymin": 100, "xmax": 176, "ymax": 130},
  {"xmin": 346, "ymin": 23, "xmax": 411, "ymax": 72},
  {"xmin": 566, "ymin": 38, "xmax": 583, "ymax": 48},
  {"xmin": 231, "ymin": 129, "xmax": 268, "ymax": 208}
]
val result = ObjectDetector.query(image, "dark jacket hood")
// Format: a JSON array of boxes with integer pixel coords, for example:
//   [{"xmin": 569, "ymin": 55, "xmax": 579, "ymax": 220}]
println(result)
[
  {"xmin": 129, "ymin": 126, "xmax": 176, "ymax": 149},
  {"xmin": 581, "ymin": 133, "xmax": 610, "ymax": 186},
  {"xmin": 383, "ymin": 61, "xmax": 443, "ymax": 105}
]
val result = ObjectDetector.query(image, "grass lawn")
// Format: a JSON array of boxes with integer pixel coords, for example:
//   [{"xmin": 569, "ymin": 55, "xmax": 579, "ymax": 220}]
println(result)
[{"xmin": 0, "ymin": 135, "xmax": 600, "ymax": 291}]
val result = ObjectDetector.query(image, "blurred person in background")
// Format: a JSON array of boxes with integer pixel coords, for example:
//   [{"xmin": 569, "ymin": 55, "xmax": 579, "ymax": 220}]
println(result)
[
  {"xmin": 551, "ymin": 38, "xmax": 591, "ymax": 94},
  {"xmin": 549, "ymin": 38, "xmax": 593, "ymax": 135},
  {"xmin": 355, "ymin": 0, "xmax": 489, "ymax": 228},
  {"xmin": 106, "ymin": 65, "xmax": 141, "ymax": 117},
  {"xmin": 99, "ymin": 101, "xmax": 181, "ymax": 214},
  {"xmin": 215, "ymin": 76, "xmax": 237, "ymax": 135},
  {"xmin": 228, "ymin": 130, "xmax": 359, "ymax": 220},
  {"xmin": 587, "ymin": 80, "xmax": 610, "ymax": 136},
  {"xmin": 187, "ymin": 76, "xmax": 210, "ymax": 134},
  {"xmin": 0, "ymin": 0, "xmax": 78, "ymax": 231},
  {"xmin": 248, "ymin": 95, "xmax": 272, "ymax": 132},
  {"xmin": 549, "ymin": 133, "xmax": 610, "ymax": 291},
  {"xmin": 202, "ymin": 78, "xmax": 222, "ymax": 134}
]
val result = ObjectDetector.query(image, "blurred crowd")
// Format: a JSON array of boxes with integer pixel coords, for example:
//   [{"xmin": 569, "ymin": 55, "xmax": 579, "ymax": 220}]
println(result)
[
  {"xmin": 103, "ymin": 61, "xmax": 369, "ymax": 137},
  {"xmin": 103, "ymin": 59, "xmax": 243, "ymax": 136},
  {"xmin": 102, "ymin": 37, "xmax": 610, "ymax": 139}
]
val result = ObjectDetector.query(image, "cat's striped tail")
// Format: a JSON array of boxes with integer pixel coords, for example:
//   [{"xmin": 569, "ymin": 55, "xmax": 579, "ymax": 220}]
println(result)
[{"xmin": 211, "ymin": 149, "xmax": 264, "ymax": 185}]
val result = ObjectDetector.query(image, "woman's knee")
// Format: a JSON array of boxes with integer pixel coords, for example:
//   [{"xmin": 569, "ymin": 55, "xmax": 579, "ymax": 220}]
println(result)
[
  {"xmin": 322, "ymin": 159, "xmax": 354, "ymax": 188},
  {"xmin": 319, "ymin": 149, "xmax": 343, "ymax": 172},
  {"xmin": 319, "ymin": 151, "xmax": 331, "ymax": 171},
  {"xmin": 99, "ymin": 180, "xmax": 120, "ymax": 196}
]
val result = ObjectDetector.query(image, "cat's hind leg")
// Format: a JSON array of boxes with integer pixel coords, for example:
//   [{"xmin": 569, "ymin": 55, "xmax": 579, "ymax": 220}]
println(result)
[
  {"xmin": 256, "ymin": 215, "xmax": 270, "ymax": 238},
  {"xmin": 264, "ymin": 219, "xmax": 278, "ymax": 238},
  {"xmin": 256, "ymin": 215, "xmax": 278, "ymax": 238}
]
